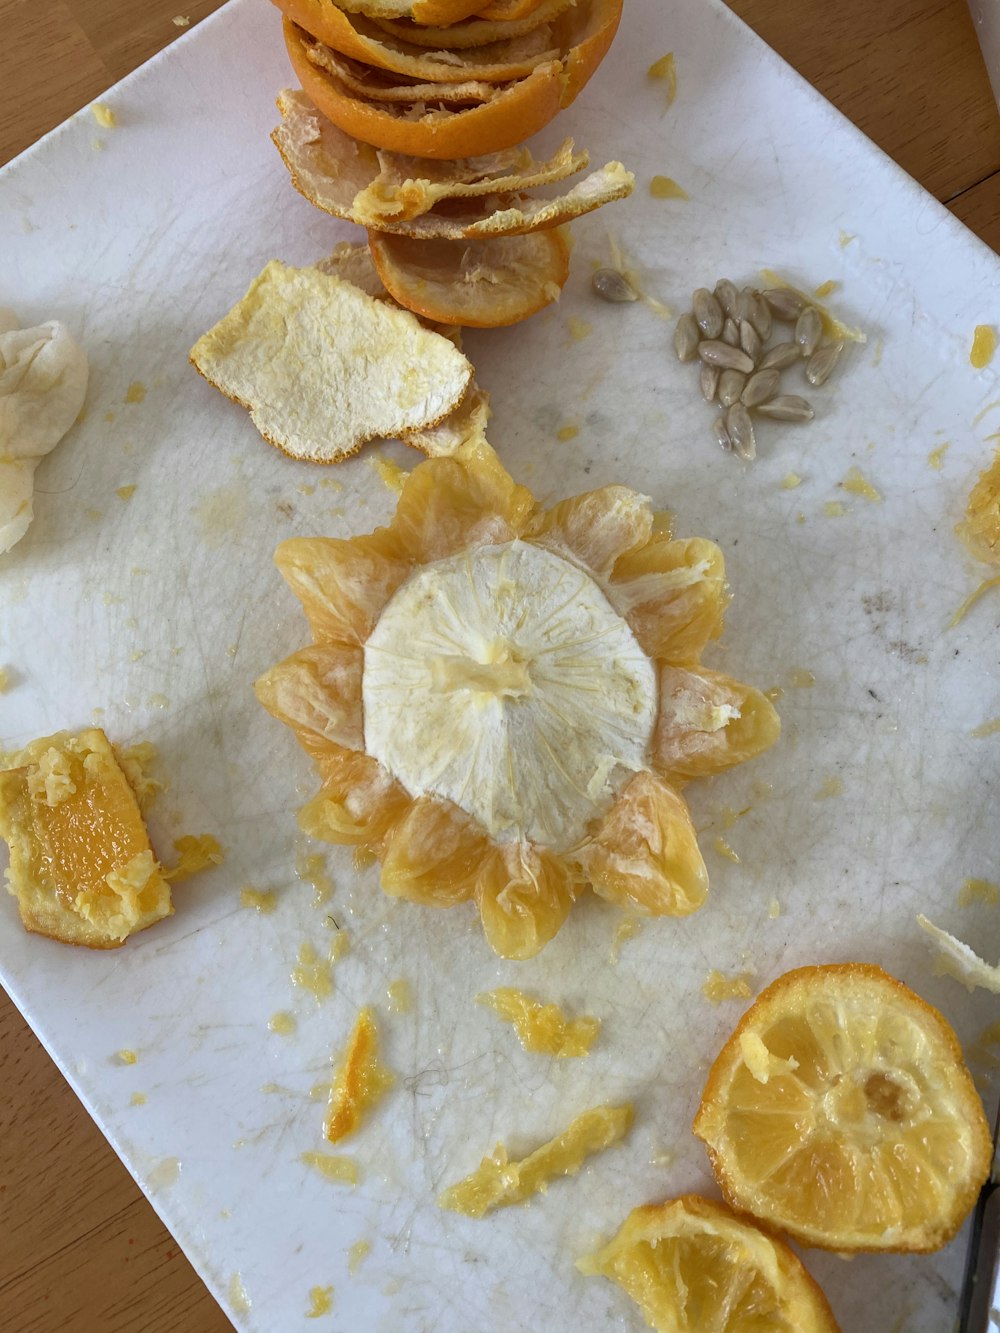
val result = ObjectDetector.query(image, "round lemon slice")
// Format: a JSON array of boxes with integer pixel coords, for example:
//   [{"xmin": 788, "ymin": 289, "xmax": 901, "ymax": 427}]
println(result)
[{"xmin": 693, "ymin": 963, "xmax": 991, "ymax": 1252}]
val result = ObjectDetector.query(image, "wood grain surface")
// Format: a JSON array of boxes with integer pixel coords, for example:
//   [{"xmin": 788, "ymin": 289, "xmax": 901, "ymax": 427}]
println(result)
[{"xmin": 2, "ymin": 1, "xmax": 999, "ymax": 1330}]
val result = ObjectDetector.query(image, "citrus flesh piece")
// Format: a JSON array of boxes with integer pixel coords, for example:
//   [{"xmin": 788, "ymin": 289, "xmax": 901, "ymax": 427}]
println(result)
[
  {"xmin": 693, "ymin": 963, "xmax": 992, "ymax": 1252},
  {"xmin": 578, "ymin": 1194, "xmax": 841, "ymax": 1333},
  {"xmin": 372, "ymin": 0, "xmax": 577, "ymax": 48},
  {"xmin": 387, "ymin": 438, "xmax": 534, "ymax": 560},
  {"xmin": 298, "ymin": 746, "xmax": 412, "ymax": 846},
  {"xmin": 0, "ymin": 729, "xmax": 172, "ymax": 948},
  {"xmin": 255, "ymin": 643, "xmax": 365, "ymax": 759},
  {"xmin": 524, "ymin": 484, "xmax": 654, "ymax": 579},
  {"xmin": 475, "ymin": 841, "xmax": 579, "ymax": 958},
  {"xmin": 368, "ymin": 228, "xmax": 569, "ymax": 327},
  {"xmin": 579, "ymin": 770, "xmax": 708, "ymax": 917},
  {"xmin": 652, "ymin": 666, "xmax": 781, "ymax": 783},
  {"xmin": 281, "ymin": 0, "xmax": 561, "ymax": 83},
  {"xmin": 189, "ymin": 260, "xmax": 472, "ymax": 462},
  {"xmin": 609, "ymin": 536, "xmax": 730, "ymax": 663},
  {"xmin": 362, "ymin": 539, "xmax": 657, "ymax": 850},
  {"xmin": 439, "ymin": 1103, "xmax": 633, "ymax": 1216},
  {"xmin": 380, "ymin": 794, "xmax": 486, "ymax": 904},
  {"xmin": 476, "ymin": 987, "xmax": 600, "ymax": 1056},
  {"xmin": 325, "ymin": 1006, "xmax": 395, "ymax": 1142},
  {"xmin": 274, "ymin": 86, "xmax": 631, "ymax": 232},
  {"xmin": 957, "ymin": 449, "xmax": 1000, "ymax": 564},
  {"xmin": 274, "ymin": 530, "xmax": 414, "ymax": 644}
]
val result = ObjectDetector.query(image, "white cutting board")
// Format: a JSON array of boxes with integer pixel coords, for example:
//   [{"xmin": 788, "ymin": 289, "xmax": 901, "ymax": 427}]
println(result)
[{"xmin": 2, "ymin": 1, "xmax": 1000, "ymax": 1328}]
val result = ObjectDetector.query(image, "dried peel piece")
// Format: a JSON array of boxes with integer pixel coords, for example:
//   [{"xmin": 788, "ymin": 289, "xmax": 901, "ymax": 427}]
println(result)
[
  {"xmin": 373, "ymin": 0, "xmax": 577, "ymax": 48},
  {"xmin": 368, "ymin": 228, "xmax": 570, "ymax": 327},
  {"xmin": 289, "ymin": 3, "xmax": 561, "ymax": 84},
  {"xmin": 917, "ymin": 914, "xmax": 1000, "ymax": 993},
  {"xmin": 0, "ymin": 729, "xmax": 172, "ymax": 948},
  {"xmin": 335, "ymin": 0, "xmax": 484, "ymax": 20},
  {"xmin": 402, "ymin": 381, "xmax": 490, "ymax": 456},
  {"xmin": 439, "ymin": 1104, "xmax": 633, "ymax": 1216},
  {"xmin": 273, "ymin": 89, "xmax": 629, "ymax": 235},
  {"xmin": 189, "ymin": 260, "xmax": 473, "ymax": 462}
]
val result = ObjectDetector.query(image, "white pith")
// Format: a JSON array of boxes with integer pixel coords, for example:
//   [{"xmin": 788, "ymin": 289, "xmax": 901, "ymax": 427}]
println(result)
[{"xmin": 362, "ymin": 539, "xmax": 657, "ymax": 851}]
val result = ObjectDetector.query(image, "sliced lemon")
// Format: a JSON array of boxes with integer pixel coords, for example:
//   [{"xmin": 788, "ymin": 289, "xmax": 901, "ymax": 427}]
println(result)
[
  {"xmin": 578, "ymin": 1194, "xmax": 840, "ymax": 1332},
  {"xmin": 693, "ymin": 963, "xmax": 991, "ymax": 1252}
]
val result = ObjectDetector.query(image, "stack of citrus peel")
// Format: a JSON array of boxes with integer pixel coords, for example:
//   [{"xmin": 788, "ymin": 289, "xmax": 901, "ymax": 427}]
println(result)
[{"xmin": 268, "ymin": 0, "xmax": 634, "ymax": 327}]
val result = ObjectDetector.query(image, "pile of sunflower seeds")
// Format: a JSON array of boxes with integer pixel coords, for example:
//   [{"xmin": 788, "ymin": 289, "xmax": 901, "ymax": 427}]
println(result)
[{"xmin": 673, "ymin": 282, "xmax": 844, "ymax": 460}]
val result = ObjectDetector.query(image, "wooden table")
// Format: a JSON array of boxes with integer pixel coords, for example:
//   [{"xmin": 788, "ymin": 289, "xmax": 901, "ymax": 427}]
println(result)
[{"xmin": 2, "ymin": 1, "xmax": 999, "ymax": 1328}]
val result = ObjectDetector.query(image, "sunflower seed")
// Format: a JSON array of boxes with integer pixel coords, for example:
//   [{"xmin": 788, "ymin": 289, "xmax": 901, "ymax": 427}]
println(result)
[
  {"xmin": 735, "ymin": 288, "xmax": 757, "ymax": 324},
  {"xmin": 741, "ymin": 368, "xmax": 780, "ymax": 408},
  {"xmin": 795, "ymin": 306, "xmax": 823, "ymax": 357},
  {"xmin": 714, "ymin": 279, "xmax": 739, "ymax": 318},
  {"xmin": 805, "ymin": 341, "xmax": 844, "ymax": 387},
  {"xmin": 763, "ymin": 287, "xmax": 807, "ymax": 321},
  {"xmin": 718, "ymin": 368, "xmax": 746, "ymax": 407},
  {"xmin": 592, "ymin": 267, "xmax": 638, "ymax": 303},
  {"xmin": 739, "ymin": 319, "xmax": 760, "ymax": 362},
  {"xmin": 700, "ymin": 363, "xmax": 720, "ymax": 402},
  {"xmin": 698, "ymin": 341, "xmax": 754, "ymax": 373},
  {"xmin": 726, "ymin": 402, "xmax": 756, "ymax": 460},
  {"xmin": 713, "ymin": 416, "xmax": 733, "ymax": 452},
  {"xmin": 750, "ymin": 292, "xmax": 772, "ymax": 341},
  {"xmin": 674, "ymin": 312, "xmax": 700, "ymax": 361},
  {"xmin": 721, "ymin": 317, "xmax": 740, "ymax": 347},
  {"xmin": 756, "ymin": 394, "xmax": 815, "ymax": 422},
  {"xmin": 759, "ymin": 340, "xmax": 801, "ymax": 371},
  {"xmin": 693, "ymin": 288, "xmax": 724, "ymax": 338}
]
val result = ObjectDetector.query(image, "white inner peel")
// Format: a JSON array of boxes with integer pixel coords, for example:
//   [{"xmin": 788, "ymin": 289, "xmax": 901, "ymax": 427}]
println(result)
[{"xmin": 362, "ymin": 540, "xmax": 656, "ymax": 851}]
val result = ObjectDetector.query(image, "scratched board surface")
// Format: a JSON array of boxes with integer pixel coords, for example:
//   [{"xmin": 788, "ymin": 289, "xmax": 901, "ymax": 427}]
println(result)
[{"xmin": 2, "ymin": 0, "xmax": 999, "ymax": 1328}]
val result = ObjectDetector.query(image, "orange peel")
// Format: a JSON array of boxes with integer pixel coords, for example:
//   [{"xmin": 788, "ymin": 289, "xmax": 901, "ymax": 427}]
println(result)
[{"xmin": 368, "ymin": 227, "xmax": 570, "ymax": 327}]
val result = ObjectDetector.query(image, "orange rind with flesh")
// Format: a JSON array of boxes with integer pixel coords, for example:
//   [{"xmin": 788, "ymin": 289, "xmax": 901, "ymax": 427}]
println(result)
[
  {"xmin": 274, "ymin": 87, "xmax": 632, "ymax": 233},
  {"xmin": 189, "ymin": 259, "xmax": 473, "ymax": 463},
  {"xmin": 285, "ymin": 20, "xmax": 564, "ymax": 159},
  {"xmin": 315, "ymin": 55, "xmax": 499, "ymax": 103},
  {"xmin": 372, "ymin": 0, "xmax": 577, "ymax": 48},
  {"xmin": 477, "ymin": 0, "xmax": 551, "ymax": 19},
  {"xmin": 324, "ymin": 1006, "xmax": 394, "ymax": 1142},
  {"xmin": 279, "ymin": 0, "xmax": 560, "ymax": 83},
  {"xmin": 258, "ymin": 447, "xmax": 779, "ymax": 959},
  {"xmin": 283, "ymin": 0, "xmax": 621, "ymax": 158},
  {"xmin": 0, "ymin": 729, "xmax": 172, "ymax": 948},
  {"xmin": 957, "ymin": 448, "xmax": 1000, "ymax": 564},
  {"xmin": 693, "ymin": 963, "xmax": 991, "ymax": 1253},
  {"xmin": 578, "ymin": 1195, "xmax": 841, "ymax": 1333},
  {"xmin": 368, "ymin": 228, "xmax": 569, "ymax": 327}
]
